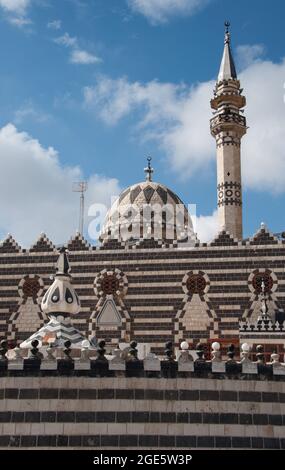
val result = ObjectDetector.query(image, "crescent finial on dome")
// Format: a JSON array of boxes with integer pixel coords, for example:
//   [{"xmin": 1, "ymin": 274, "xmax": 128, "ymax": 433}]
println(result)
[{"xmin": 144, "ymin": 156, "xmax": 154, "ymax": 182}]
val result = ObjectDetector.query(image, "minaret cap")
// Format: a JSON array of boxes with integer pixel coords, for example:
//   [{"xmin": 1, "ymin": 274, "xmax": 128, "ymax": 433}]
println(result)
[{"xmin": 217, "ymin": 21, "xmax": 237, "ymax": 82}]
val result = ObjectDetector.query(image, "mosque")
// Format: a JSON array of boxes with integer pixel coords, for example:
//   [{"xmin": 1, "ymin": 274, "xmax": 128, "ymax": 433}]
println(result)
[{"xmin": 1, "ymin": 24, "xmax": 285, "ymax": 360}]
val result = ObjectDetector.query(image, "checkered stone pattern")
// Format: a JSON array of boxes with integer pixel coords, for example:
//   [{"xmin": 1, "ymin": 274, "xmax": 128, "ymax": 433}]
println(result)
[
  {"xmin": 21, "ymin": 316, "xmax": 86, "ymax": 347},
  {"xmin": 0, "ymin": 225, "xmax": 284, "ymax": 352},
  {"xmin": 29, "ymin": 233, "xmax": 55, "ymax": 253},
  {"xmin": 67, "ymin": 233, "xmax": 91, "ymax": 252},
  {"xmin": 0, "ymin": 235, "xmax": 21, "ymax": 254},
  {"xmin": 100, "ymin": 180, "xmax": 192, "ymax": 244},
  {"xmin": 248, "ymin": 226, "xmax": 280, "ymax": 245},
  {"xmin": 118, "ymin": 182, "xmax": 185, "ymax": 206}
]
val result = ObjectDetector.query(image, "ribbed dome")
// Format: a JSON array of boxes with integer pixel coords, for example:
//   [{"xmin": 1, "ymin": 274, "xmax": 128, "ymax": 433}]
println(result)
[{"xmin": 100, "ymin": 180, "xmax": 193, "ymax": 244}]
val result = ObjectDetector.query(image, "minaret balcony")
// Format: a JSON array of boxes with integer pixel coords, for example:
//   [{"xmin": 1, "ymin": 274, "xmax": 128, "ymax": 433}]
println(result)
[
  {"xmin": 210, "ymin": 112, "xmax": 246, "ymax": 136},
  {"xmin": 211, "ymin": 93, "xmax": 246, "ymax": 110}
]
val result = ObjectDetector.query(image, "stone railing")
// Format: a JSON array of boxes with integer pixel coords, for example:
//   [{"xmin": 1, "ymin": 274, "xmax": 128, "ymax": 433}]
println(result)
[
  {"xmin": 240, "ymin": 320, "xmax": 284, "ymax": 332},
  {"xmin": 210, "ymin": 111, "xmax": 246, "ymax": 129},
  {"xmin": 0, "ymin": 339, "xmax": 284, "ymax": 379}
]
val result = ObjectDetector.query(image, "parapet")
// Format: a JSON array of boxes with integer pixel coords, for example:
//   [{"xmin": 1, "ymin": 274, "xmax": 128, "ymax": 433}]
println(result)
[{"xmin": 0, "ymin": 339, "xmax": 284, "ymax": 380}]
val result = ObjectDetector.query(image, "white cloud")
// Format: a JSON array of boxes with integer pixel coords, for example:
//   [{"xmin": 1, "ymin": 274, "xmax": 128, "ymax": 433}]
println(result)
[
  {"xmin": 8, "ymin": 15, "xmax": 31, "ymax": 26},
  {"xmin": 54, "ymin": 32, "xmax": 101, "ymax": 65},
  {"xmin": 70, "ymin": 49, "xmax": 101, "ymax": 65},
  {"xmin": 0, "ymin": 0, "xmax": 30, "ymax": 15},
  {"xmin": 0, "ymin": 0, "xmax": 31, "ymax": 27},
  {"xmin": 84, "ymin": 77, "xmax": 188, "ymax": 126},
  {"xmin": 194, "ymin": 210, "xmax": 218, "ymax": 242},
  {"xmin": 84, "ymin": 76, "xmax": 213, "ymax": 176},
  {"xmin": 236, "ymin": 44, "xmax": 265, "ymax": 69},
  {"xmin": 84, "ymin": 54, "xmax": 285, "ymax": 193},
  {"xmin": 54, "ymin": 32, "xmax": 77, "ymax": 48},
  {"xmin": 14, "ymin": 101, "xmax": 51, "ymax": 125},
  {"xmin": 0, "ymin": 124, "xmax": 120, "ymax": 246},
  {"xmin": 47, "ymin": 19, "xmax": 61, "ymax": 30},
  {"xmin": 127, "ymin": 0, "xmax": 209, "ymax": 24},
  {"xmin": 240, "ymin": 58, "xmax": 285, "ymax": 192}
]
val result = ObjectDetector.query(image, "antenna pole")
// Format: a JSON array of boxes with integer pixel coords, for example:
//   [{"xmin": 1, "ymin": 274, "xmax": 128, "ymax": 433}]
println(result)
[
  {"xmin": 79, "ymin": 190, "xmax": 84, "ymax": 235},
  {"xmin": 72, "ymin": 181, "xmax": 88, "ymax": 236}
]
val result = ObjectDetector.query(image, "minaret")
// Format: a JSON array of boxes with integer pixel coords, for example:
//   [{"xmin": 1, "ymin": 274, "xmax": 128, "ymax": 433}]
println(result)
[{"xmin": 210, "ymin": 22, "xmax": 247, "ymax": 239}]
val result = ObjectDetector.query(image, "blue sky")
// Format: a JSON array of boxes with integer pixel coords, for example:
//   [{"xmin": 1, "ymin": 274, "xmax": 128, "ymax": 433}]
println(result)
[{"xmin": 0, "ymin": 0, "xmax": 285, "ymax": 245}]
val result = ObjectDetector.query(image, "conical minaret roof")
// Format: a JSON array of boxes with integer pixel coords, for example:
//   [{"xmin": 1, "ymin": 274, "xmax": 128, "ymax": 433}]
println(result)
[{"xmin": 218, "ymin": 21, "xmax": 237, "ymax": 82}]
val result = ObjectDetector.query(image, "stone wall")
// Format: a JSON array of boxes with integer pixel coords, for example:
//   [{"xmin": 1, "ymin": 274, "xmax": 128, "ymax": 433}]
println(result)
[{"xmin": 0, "ymin": 374, "xmax": 284, "ymax": 449}]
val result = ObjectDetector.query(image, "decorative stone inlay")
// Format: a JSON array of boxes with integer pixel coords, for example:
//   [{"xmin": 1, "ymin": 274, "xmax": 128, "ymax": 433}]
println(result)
[
  {"xmin": 22, "ymin": 278, "xmax": 41, "ymax": 298},
  {"xmin": 18, "ymin": 275, "xmax": 44, "ymax": 300},
  {"xmin": 218, "ymin": 197, "xmax": 242, "ymax": 207},
  {"xmin": 252, "ymin": 272, "xmax": 274, "ymax": 294},
  {"xmin": 182, "ymin": 271, "xmax": 210, "ymax": 296},
  {"xmin": 101, "ymin": 275, "xmax": 120, "ymax": 295},
  {"xmin": 217, "ymin": 181, "xmax": 242, "ymax": 207},
  {"xmin": 186, "ymin": 274, "xmax": 207, "ymax": 294},
  {"xmin": 94, "ymin": 269, "xmax": 128, "ymax": 298},
  {"xmin": 143, "ymin": 186, "xmax": 155, "ymax": 203},
  {"xmin": 215, "ymin": 135, "xmax": 241, "ymax": 147},
  {"xmin": 97, "ymin": 298, "xmax": 122, "ymax": 326},
  {"xmin": 217, "ymin": 181, "xmax": 241, "ymax": 191}
]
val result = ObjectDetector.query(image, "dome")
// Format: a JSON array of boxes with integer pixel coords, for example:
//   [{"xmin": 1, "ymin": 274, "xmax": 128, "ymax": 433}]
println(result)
[{"xmin": 100, "ymin": 159, "xmax": 193, "ymax": 244}]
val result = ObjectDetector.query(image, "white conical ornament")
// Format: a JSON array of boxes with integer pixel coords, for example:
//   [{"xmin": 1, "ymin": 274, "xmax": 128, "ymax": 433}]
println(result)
[
  {"xmin": 41, "ymin": 247, "xmax": 80, "ymax": 317},
  {"xmin": 20, "ymin": 248, "xmax": 89, "ymax": 349}
]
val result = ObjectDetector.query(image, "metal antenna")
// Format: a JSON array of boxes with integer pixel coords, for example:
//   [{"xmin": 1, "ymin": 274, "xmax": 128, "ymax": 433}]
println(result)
[{"xmin": 72, "ymin": 181, "xmax": 88, "ymax": 236}]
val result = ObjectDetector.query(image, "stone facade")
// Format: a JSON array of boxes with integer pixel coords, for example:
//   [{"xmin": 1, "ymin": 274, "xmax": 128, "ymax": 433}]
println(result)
[{"xmin": 1, "ymin": 227, "xmax": 285, "ymax": 356}]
